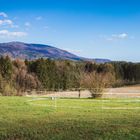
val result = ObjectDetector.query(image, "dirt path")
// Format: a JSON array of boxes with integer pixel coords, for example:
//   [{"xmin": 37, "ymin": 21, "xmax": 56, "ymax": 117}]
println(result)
[
  {"xmin": 103, "ymin": 85, "xmax": 140, "ymax": 98},
  {"xmin": 26, "ymin": 85, "xmax": 140, "ymax": 98}
]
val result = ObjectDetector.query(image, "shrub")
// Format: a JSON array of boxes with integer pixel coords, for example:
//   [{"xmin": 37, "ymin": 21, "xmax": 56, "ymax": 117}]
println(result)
[{"xmin": 81, "ymin": 72, "xmax": 115, "ymax": 98}]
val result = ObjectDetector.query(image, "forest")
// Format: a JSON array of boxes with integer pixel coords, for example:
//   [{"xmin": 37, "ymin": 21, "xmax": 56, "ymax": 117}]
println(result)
[{"xmin": 0, "ymin": 56, "xmax": 140, "ymax": 96}]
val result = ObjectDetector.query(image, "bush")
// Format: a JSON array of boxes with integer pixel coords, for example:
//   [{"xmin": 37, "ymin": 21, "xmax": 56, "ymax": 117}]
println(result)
[
  {"xmin": 0, "ymin": 77, "xmax": 17, "ymax": 96},
  {"xmin": 89, "ymin": 88, "xmax": 103, "ymax": 98},
  {"xmin": 81, "ymin": 72, "xmax": 115, "ymax": 98}
]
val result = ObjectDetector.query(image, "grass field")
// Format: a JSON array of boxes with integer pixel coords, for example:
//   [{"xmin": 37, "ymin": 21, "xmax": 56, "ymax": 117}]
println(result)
[{"xmin": 0, "ymin": 97, "xmax": 140, "ymax": 140}]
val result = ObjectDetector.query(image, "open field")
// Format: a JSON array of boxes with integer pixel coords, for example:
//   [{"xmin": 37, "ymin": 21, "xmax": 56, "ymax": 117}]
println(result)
[
  {"xmin": 0, "ymin": 97, "xmax": 140, "ymax": 140},
  {"xmin": 27, "ymin": 85, "xmax": 140, "ymax": 98}
]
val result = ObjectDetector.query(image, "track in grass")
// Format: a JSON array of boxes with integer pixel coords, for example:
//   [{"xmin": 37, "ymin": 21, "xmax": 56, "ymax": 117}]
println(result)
[{"xmin": 27, "ymin": 97, "xmax": 140, "ymax": 110}]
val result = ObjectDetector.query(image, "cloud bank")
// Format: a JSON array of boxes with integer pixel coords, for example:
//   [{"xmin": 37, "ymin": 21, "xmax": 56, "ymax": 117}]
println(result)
[
  {"xmin": 0, "ymin": 30, "xmax": 27, "ymax": 38},
  {"xmin": 107, "ymin": 33, "xmax": 128, "ymax": 41},
  {"xmin": 0, "ymin": 12, "xmax": 8, "ymax": 18}
]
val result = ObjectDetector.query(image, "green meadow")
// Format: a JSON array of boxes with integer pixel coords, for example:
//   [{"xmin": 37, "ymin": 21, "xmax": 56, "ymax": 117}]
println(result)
[{"xmin": 0, "ymin": 97, "xmax": 140, "ymax": 140}]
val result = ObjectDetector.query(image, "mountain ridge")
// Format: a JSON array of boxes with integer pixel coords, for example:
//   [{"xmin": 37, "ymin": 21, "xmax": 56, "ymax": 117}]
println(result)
[{"xmin": 0, "ymin": 42, "xmax": 110, "ymax": 63}]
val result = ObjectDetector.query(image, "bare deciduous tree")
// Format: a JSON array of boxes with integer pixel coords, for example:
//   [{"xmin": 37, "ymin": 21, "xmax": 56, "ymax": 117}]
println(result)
[{"xmin": 81, "ymin": 71, "xmax": 115, "ymax": 98}]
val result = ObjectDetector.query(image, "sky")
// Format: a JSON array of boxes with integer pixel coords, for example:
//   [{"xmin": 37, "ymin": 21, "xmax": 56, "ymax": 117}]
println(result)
[{"xmin": 0, "ymin": 0, "xmax": 140, "ymax": 62}]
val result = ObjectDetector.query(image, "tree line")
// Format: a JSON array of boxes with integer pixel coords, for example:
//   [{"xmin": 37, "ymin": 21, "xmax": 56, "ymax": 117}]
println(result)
[{"xmin": 0, "ymin": 56, "xmax": 140, "ymax": 96}]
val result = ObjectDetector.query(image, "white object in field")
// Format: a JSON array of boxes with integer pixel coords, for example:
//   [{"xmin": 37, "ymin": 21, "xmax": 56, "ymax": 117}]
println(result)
[
  {"xmin": 51, "ymin": 97, "xmax": 57, "ymax": 108},
  {"xmin": 51, "ymin": 97, "xmax": 55, "ymax": 100}
]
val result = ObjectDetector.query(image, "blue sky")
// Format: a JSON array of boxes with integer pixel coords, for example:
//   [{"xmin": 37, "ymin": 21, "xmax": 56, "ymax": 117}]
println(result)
[{"xmin": 0, "ymin": 0, "xmax": 140, "ymax": 62}]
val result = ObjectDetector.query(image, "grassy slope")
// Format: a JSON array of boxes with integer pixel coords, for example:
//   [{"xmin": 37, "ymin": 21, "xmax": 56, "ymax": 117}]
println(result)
[{"xmin": 0, "ymin": 97, "xmax": 140, "ymax": 140}]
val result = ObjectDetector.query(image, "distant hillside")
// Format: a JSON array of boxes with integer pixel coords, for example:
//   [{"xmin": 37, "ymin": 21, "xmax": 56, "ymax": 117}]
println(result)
[
  {"xmin": 0, "ymin": 42, "xmax": 110, "ymax": 63},
  {"xmin": 93, "ymin": 59, "xmax": 111, "ymax": 63}
]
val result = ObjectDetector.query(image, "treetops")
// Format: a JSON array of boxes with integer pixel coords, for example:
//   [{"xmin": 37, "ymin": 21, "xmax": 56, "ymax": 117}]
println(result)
[{"xmin": 0, "ymin": 56, "xmax": 139, "ymax": 96}]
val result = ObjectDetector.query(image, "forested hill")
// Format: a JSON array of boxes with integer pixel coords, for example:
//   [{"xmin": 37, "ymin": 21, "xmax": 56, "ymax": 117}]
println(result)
[
  {"xmin": 0, "ymin": 56, "xmax": 140, "ymax": 96},
  {"xmin": 0, "ymin": 42, "xmax": 110, "ymax": 63}
]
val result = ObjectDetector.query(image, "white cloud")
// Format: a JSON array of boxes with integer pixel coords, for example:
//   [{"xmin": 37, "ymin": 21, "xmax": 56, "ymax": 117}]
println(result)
[
  {"xmin": 0, "ymin": 30, "xmax": 27, "ymax": 38},
  {"xmin": 0, "ymin": 12, "xmax": 8, "ymax": 18},
  {"xmin": 107, "ymin": 33, "xmax": 128, "ymax": 41},
  {"xmin": 0, "ymin": 13, "xmax": 19, "ymax": 29},
  {"xmin": 36, "ymin": 16, "xmax": 42, "ymax": 20},
  {"xmin": 112, "ymin": 33, "xmax": 128, "ymax": 39},
  {"xmin": 0, "ymin": 19, "xmax": 13, "ymax": 26},
  {"xmin": 25, "ymin": 22, "xmax": 31, "ymax": 27}
]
